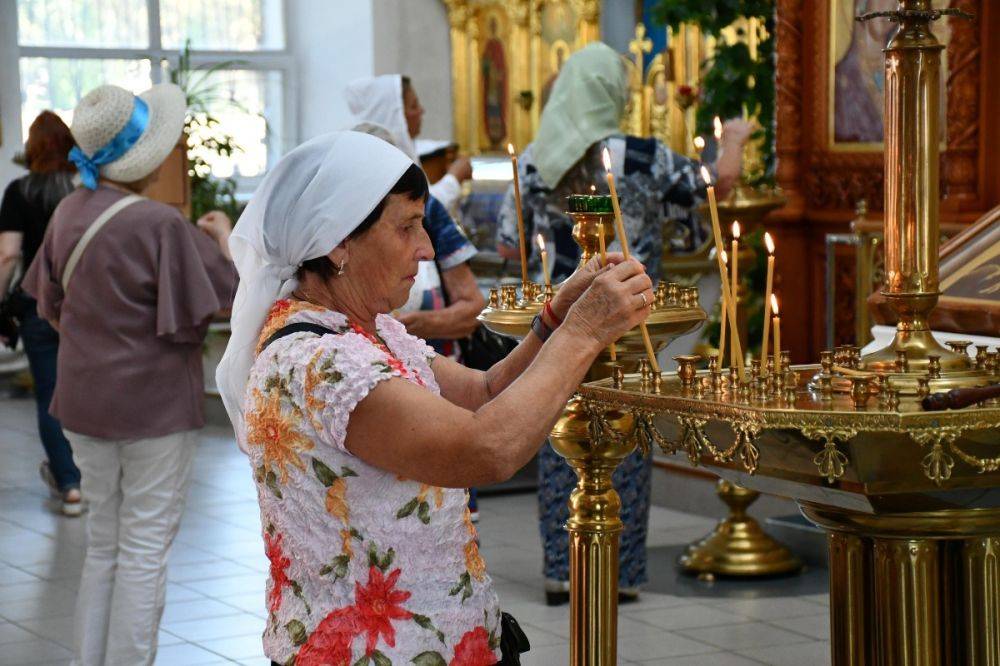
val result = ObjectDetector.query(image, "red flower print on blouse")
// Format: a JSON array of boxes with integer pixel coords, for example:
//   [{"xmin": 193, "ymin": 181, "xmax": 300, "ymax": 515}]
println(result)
[
  {"xmin": 296, "ymin": 606, "xmax": 360, "ymax": 666},
  {"xmin": 355, "ymin": 566, "xmax": 413, "ymax": 655},
  {"xmin": 264, "ymin": 531, "xmax": 291, "ymax": 613},
  {"xmin": 450, "ymin": 626, "xmax": 495, "ymax": 666}
]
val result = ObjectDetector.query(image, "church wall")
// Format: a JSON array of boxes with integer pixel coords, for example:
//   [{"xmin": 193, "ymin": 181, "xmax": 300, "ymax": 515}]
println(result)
[
  {"xmin": 371, "ymin": 0, "xmax": 454, "ymax": 142},
  {"xmin": 291, "ymin": 0, "xmax": 377, "ymax": 142}
]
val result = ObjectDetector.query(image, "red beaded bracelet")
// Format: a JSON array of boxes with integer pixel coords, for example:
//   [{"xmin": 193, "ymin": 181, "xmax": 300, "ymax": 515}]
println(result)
[{"xmin": 543, "ymin": 301, "xmax": 562, "ymax": 327}]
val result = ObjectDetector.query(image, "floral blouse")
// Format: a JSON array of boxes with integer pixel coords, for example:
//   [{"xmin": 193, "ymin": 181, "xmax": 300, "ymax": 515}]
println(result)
[
  {"xmin": 497, "ymin": 134, "xmax": 709, "ymax": 283},
  {"xmin": 243, "ymin": 300, "xmax": 502, "ymax": 666}
]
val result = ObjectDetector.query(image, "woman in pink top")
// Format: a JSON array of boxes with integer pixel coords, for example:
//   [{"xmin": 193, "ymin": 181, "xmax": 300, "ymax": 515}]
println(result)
[
  {"xmin": 216, "ymin": 131, "xmax": 654, "ymax": 665},
  {"xmin": 23, "ymin": 83, "xmax": 237, "ymax": 666}
]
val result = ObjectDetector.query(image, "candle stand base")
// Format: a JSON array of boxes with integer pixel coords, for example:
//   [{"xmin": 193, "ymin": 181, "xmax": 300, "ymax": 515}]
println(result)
[{"xmin": 678, "ymin": 479, "xmax": 802, "ymax": 577}]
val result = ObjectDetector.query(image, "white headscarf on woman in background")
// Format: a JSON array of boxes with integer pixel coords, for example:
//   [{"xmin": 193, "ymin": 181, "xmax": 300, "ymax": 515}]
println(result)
[
  {"xmin": 345, "ymin": 75, "xmax": 418, "ymax": 161},
  {"xmin": 216, "ymin": 131, "xmax": 414, "ymax": 449}
]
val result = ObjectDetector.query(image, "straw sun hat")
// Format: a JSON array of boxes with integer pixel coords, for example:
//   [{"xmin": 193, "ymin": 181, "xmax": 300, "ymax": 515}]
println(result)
[{"xmin": 70, "ymin": 83, "xmax": 187, "ymax": 184}]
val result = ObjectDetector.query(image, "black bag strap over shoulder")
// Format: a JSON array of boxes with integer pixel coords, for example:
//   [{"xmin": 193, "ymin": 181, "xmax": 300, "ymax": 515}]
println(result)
[{"xmin": 260, "ymin": 322, "xmax": 339, "ymax": 352}]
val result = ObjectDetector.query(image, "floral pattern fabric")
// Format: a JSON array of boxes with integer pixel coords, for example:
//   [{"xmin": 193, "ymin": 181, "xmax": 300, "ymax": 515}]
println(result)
[
  {"xmin": 497, "ymin": 134, "xmax": 709, "ymax": 283},
  {"xmin": 243, "ymin": 300, "xmax": 502, "ymax": 665}
]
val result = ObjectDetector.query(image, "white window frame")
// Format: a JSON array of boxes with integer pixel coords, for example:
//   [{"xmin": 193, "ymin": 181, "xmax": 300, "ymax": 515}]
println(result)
[{"xmin": 12, "ymin": 0, "xmax": 298, "ymax": 195}]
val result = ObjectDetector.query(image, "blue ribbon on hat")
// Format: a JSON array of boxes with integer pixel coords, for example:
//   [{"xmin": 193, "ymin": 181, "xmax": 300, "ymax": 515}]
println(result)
[{"xmin": 68, "ymin": 95, "xmax": 150, "ymax": 190}]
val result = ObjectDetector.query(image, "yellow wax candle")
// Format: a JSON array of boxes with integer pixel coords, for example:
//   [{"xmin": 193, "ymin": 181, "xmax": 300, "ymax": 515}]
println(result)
[
  {"xmin": 603, "ymin": 148, "xmax": 659, "ymax": 374},
  {"xmin": 598, "ymin": 222, "xmax": 617, "ymax": 362},
  {"xmin": 693, "ymin": 135, "xmax": 706, "ymax": 160},
  {"xmin": 719, "ymin": 249, "xmax": 728, "ymax": 367},
  {"xmin": 730, "ymin": 221, "xmax": 741, "ymax": 369},
  {"xmin": 771, "ymin": 294, "xmax": 781, "ymax": 364},
  {"xmin": 761, "ymin": 232, "xmax": 775, "ymax": 368},
  {"xmin": 700, "ymin": 166, "xmax": 745, "ymax": 380},
  {"xmin": 536, "ymin": 234, "xmax": 551, "ymax": 289},
  {"xmin": 507, "ymin": 143, "xmax": 529, "ymax": 290}
]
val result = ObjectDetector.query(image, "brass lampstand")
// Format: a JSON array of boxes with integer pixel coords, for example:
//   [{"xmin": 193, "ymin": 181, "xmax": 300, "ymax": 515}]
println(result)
[{"xmin": 479, "ymin": 196, "xmax": 707, "ymax": 666}]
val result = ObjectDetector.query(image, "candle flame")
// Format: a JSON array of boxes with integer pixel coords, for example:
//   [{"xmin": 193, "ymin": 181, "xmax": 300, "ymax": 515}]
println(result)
[
  {"xmin": 693, "ymin": 136, "xmax": 705, "ymax": 151},
  {"xmin": 771, "ymin": 294, "xmax": 779, "ymax": 315},
  {"xmin": 700, "ymin": 165, "xmax": 712, "ymax": 185},
  {"xmin": 507, "ymin": 143, "xmax": 515, "ymax": 157},
  {"xmin": 536, "ymin": 233, "xmax": 545, "ymax": 252},
  {"xmin": 713, "ymin": 116, "xmax": 723, "ymax": 140},
  {"xmin": 720, "ymin": 249, "xmax": 728, "ymax": 265},
  {"xmin": 590, "ymin": 184, "xmax": 596, "ymax": 193},
  {"xmin": 732, "ymin": 221, "xmax": 741, "ymax": 239},
  {"xmin": 602, "ymin": 147, "xmax": 612, "ymax": 172},
  {"xmin": 764, "ymin": 231, "xmax": 775, "ymax": 255}
]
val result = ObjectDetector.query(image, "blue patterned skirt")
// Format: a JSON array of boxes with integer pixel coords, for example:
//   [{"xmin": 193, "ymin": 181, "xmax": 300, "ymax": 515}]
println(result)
[{"xmin": 537, "ymin": 442, "xmax": 651, "ymax": 587}]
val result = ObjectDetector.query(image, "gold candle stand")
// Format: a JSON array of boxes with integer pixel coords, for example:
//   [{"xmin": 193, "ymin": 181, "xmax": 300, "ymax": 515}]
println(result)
[
  {"xmin": 576, "ymin": 4, "xmax": 1000, "ymax": 663},
  {"xmin": 479, "ymin": 205, "xmax": 706, "ymax": 665}
]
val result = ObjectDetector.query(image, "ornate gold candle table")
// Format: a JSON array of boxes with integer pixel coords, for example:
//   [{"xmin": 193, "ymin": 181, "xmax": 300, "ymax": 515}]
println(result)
[
  {"xmin": 577, "ymin": 4, "xmax": 1000, "ymax": 664},
  {"xmin": 479, "ymin": 194, "xmax": 706, "ymax": 665},
  {"xmin": 578, "ymin": 372, "xmax": 1000, "ymax": 665}
]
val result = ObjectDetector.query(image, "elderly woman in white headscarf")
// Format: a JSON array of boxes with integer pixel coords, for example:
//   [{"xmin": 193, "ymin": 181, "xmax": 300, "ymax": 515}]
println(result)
[{"xmin": 216, "ymin": 131, "xmax": 653, "ymax": 665}]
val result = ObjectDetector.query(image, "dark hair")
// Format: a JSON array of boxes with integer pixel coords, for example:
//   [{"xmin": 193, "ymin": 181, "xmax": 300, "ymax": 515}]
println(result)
[
  {"xmin": 25, "ymin": 111, "xmax": 76, "ymax": 174},
  {"xmin": 297, "ymin": 162, "xmax": 428, "ymax": 280},
  {"xmin": 401, "ymin": 75, "xmax": 412, "ymax": 93}
]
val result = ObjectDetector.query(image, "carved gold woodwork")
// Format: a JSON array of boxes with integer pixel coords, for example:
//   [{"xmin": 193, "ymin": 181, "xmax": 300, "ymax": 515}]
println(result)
[{"xmin": 444, "ymin": 0, "xmax": 601, "ymax": 153}]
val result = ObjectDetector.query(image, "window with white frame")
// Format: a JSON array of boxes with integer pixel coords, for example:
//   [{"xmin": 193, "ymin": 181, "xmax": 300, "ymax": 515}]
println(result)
[{"xmin": 15, "ymin": 0, "xmax": 291, "ymax": 186}]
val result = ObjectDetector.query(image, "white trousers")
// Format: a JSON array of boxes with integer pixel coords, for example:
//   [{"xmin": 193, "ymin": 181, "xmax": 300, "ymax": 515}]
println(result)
[{"xmin": 67, "ymin": 429, "xmax": 197, "ymax": 666}]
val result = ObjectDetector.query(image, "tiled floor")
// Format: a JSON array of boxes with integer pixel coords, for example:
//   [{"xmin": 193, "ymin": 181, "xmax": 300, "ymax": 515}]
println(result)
[{"xmin": 0, "ymin": 397, "xmax": 832, "ymax": 665}]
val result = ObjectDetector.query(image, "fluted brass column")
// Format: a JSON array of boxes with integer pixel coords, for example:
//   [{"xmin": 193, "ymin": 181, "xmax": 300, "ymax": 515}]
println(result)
[
  {"xmin": 873, "ymin": 539, "xmax": 942, "ymax": 665},
  {"xmin": 961, "ymin": 537, "xmax": 1000, "ymax": 665},
  {"xmin": 829, "ymin": 532, "xmax": 871, "ymax": 666},
  {"xmin": 549, "ymin": 398, "xmax": 635, "ymax": 666}
]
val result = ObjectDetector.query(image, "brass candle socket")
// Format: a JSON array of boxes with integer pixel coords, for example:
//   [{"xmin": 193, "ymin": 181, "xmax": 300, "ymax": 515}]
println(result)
[
  {"xmin": 851, "ymin": 377, "xmax": 872, "ymax": 409},
  {"xmin": 667, "ymin": 283, "xmax": 680, "ymax": 305},
  {"xmin": 927, "ymin": 355, "xmax": 942, "ymax": 379},
  {"xmin": 682, "ymin": 287, "xmax": 699, "ymax": 308},
  {"xmin": 611, "ymin": 364, "xmax": 624, "ymax": 390},
  {"xmin": 819, "ymin": 374, "xmax": 834, "ymax": 400},
  {"xmin": 780, "ymin": 350, "xmax": 792, "ymax": 374},
  {"xmin": 729, "ymin": 367, "xmax": 740, "ymax": 393},
  {"xmin": 654, "ymin": 282, "xmax": 668, "ymax": 308},
  {"xmin": 976, "ymin": 346, "xmax": 990, "ymax": 371},
  {"xmin": 895, "ymin": 350, "xmax": 910, "ymax": 373},
  {"xmin": 947, "ymin": 340, "xmax": 973, "ymax": 356},
  {"xmin": 674, "ymin": 355, "xmax": 701, "ymax": 390},
  {"xmin": 820, "ymin": 351, "xmax": 835, "ymax": 375},
  {"xmin": 916, "ymin": 376, "xmax": 931, "ymax": 399}
]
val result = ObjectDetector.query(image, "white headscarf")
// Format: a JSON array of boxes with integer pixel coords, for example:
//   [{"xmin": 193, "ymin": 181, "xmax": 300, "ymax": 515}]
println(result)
[
  {"xmin": 345, "ymin": 74, "xmax": 418, "ymax": 161},
  {"xmin": 216, "ymin": 131, "xmax": 414, "ymax": 449}
]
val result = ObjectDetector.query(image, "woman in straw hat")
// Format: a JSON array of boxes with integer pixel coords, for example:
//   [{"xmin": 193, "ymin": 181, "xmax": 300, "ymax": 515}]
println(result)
[
  {"xmin": 23, "ymin": 83, "xmax": 237, "ymax": 666},
  {"xmin": 215, "ymin": 130, "xmax": 652, "ymax": 665}
]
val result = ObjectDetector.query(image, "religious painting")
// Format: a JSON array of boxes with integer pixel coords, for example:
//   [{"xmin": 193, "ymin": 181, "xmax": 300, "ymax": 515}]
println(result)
[
  {"xmin": 445, "ymin": 0, "xmax": 601, "ymax": 153},
  {"xmin": 480, "ymin": 11, "xmax": 509, "ymax": 150},
  {"xmin": 829, "ymin": 0, "xmax": 950, "ymax": 149}
]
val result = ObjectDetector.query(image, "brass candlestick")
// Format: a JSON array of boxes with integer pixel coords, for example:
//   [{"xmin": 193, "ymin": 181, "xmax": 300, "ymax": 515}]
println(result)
[
  {"xmin": 857, "ymin": 1, "xmax": 984, "ymax": 395},
  {"xmin": 479, "ymin": 194, "xmax": 707, "ymax": 666}
]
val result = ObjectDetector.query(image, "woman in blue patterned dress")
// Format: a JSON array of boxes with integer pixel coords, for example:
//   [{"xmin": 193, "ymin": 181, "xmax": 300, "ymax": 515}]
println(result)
[{"xmin": 496, "ymin": 42, "xmax": 750, "ymax": 603}]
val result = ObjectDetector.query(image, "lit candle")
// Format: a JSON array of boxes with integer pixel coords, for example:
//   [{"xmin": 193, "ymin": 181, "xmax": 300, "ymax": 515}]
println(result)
[
  {"xmin": 730, "ymin": 221, "xmax": 741, "ymax": 369},
  {"xmin": 714, "ymin": 116, "xmax": 723, "ymax": 144},
  {"xmin": 603, "ymin": 147, "xmax": 660, "ymax": 374},
  {"xmin": 700, "ymin": 165, "xmax": 744, "ymax": 380},
  {"xmin": 598, "ymin": 222, "xmax": 616, "ymax": 362},
  {"xmin": 536, "ymin": 234, "xmax": 550, "ymax": 289},
  {"xmin": 719, "ymin": 249, "xmax": 728, "ymax": 367},
  {"xmin": 761, "ymin": 232, "xmax": 775, "ymax": 368},
  {"xmin": 693, "ymin": 136, "xmax": 706, "ymax": 159},
  {"xmin": 507, "ymin": 143, "xmax": 529, "ymax": 292},
  {"xmin": 771, "ymin": 294, "xmax": 781, "ymax": 364}
]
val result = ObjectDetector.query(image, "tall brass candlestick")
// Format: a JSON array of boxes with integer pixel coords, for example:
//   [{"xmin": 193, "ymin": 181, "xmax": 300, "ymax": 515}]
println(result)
[
  {"xmin": 602, "ymin": 148, "xmax": 659, "ymax": 374},
  {"xmin": 507, "ymin": 143, "xmax": 530, "ymax": 292},
  {"xmin": 761, "ymin": 232, "xmax": 775, "ymax": 367},
  {"xmin": 701, "ymin": 166, "xmax": 745, "ymax": 380},
  {"xmin": 730, "ymin": 221, "xmax": 741, "ymax": 369}
]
